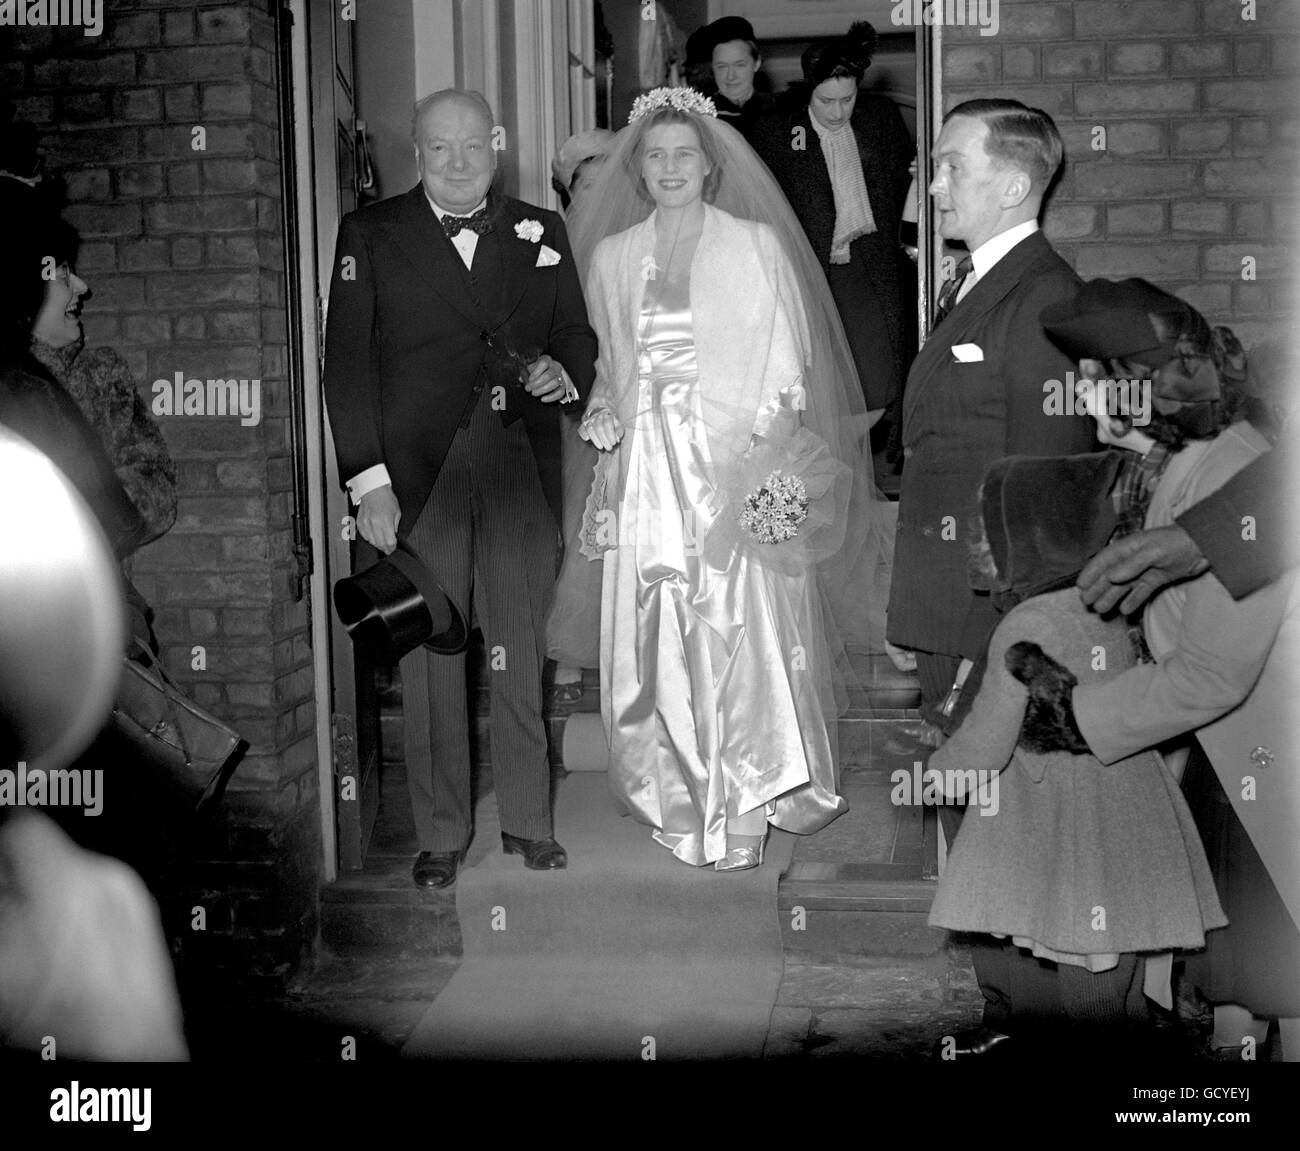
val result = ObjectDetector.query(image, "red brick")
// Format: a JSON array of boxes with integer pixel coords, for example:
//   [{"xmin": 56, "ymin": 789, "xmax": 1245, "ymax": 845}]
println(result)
[
  {"xmin": 257, "ymin": 195, "xmax": 281, "ymax": 231},
  {"xmin": 1073, "ymin": 243, "xmax": 1198, "ymax": 279},
  {"xmin": 143, "ymin": 122, "xmax": 254, "ymax": 159},
  {"xmin": 223, "ymin": 535, "xmax": 270, "ymax": 564},
  {"xmin": 211, "ymin": 311, "xmax": 261, "ymax": 341},
  {"xmin": 1234, "ymin": 38, "xmax": 1268, "ymax": 74},
  {"xmin": 1274, "ymin": 37, "xmax": 1300, "ymax": 74},
  {"xmin": 1074, "ymin": 1, "xmax": 1193, "ymax": 37},
  {"xmin": 202, "ymin": 82, "xmax": 254, "ymax": 118},
  {"xmin": 274, "ymin": 667, "xmax": 314, "ymax": 708},
  {"xmin": 1058, "ymin": 122, "xmax": 1104, "ymax": 161},
  {"xmin": 203, "ymin": 158, "xmax": 260, "ymax": 192},
  {"xmin": 1173, "ymin": 118, "xmax": 1231, "ymax": 156},
  {"xmin": 76, "ymin": 240, "xmax": 117, "ymax": 271},
  {"xmin": 1234, "ymin": 119, "xmax": 1269, "ymax": 155},
  {"xmin": 13, "ymin": 94, "xmax": 54, "ymax": 124},
  {"xmin": 34, "ymin": 52, "xmax": 137, "ymax": 88},
  {"xmin": 78, "ymin": 273, "xmax": 146, "ymax": 308},
  {"xmin": 227, "ymin": 682, "xmax": 274, "ymax": 709},
  {"xmin": 163, "ymin": 86, "xmax": 198, "ymax": 121},
  {"xmin": 175, "ymin": 313, "xmax": 206, "ymax": 341},
  {"xmin": 1107, "ymin": 202, "xmax": 1166, "ymax": 235},
  {"xmin": 1205, "ymin": 158, "xmax": 1291, "ymax": 194},
  {"xmin": 1075, "ymin": 161, "xmax": 1197, "ymax": 199},
  {"xmin": 140, "ymin": 46, "xmax": 252, "ymax": 83},
  {"xmin": 945, "ymin": 45, "xmax": 1000, "ymax": 82},
  {"xmin": 162, "ymin": 10, "xmax": 195, "ymax": 45},
  {"xmin": 176, "ymin": 459, "xmax": 218, "ymax": 492},
  {"xmin": 1171, "ymin": 39, "xmax": 1231, "ymax": 75},
  {"xmin": 190, "ymin": 682, "xmax": 226, "ymax": 711},
  {"xmin": 985, "ymin": 3, "xmax": 1073, "ymax": 40},
  {"xmin": 217, "ymin": 459, "xmax": 266, "ymax": 490},
  {"xmin": 1233, "ymin": 201, "xmax": 1269, "ymax": 237},
  {"xmin": 110, "ymin": 11, "xmax": 161, "ymax": 48},
  {"xmin": 218, "ymin": 644, "xmax": 276, "ymax": 678},
  {"xmin": 117, "ymin": 163, "xmax": 165, "ymax": 198},
  {"xmin": 80, "ymin": 314, "xmax": 119, "ymax": 343},
  {"xmin": 60, "ymin": 90, "xmax": 111, "ymax": 123},
  {"xmin": 1233, "ymin": 282, "xmax": 1272, "ymax": 314},
  {"xmin": 118, "ymin": 88, "xmax": 163, "ymax": 121},
  {"xmin": 190, "ymin": 608, "xmax": 220, "ymax": 639},
  {"xmin": 1171, "ymin": 200, "xmax": 1231, "ymax": 234},
  {"xmin": 1045, "ymin": 43, "xmax": 1103, "ymax": 80},
  {"xmin": 170, "ymin": 236, "xmax": 204, "ymax": 267},
  {"xmin": 1074, "ymin": 82, "xmax": 1196, "ymax": 115},
  {"xmin": 171, "ymin": 496, "xmax": 268, "ymax": 535},
  {"xmin": 1205, "ymin": 2, "xmax": 1293, "ymax": 32},
  {"xmin": 1106, "ymin": 42, "xmax": 1165, "ymax": 77},
  {"xmin": 63, "ymin": 168, "xmax": 111, "ymax": 201},
  {"xmin": 43, "ymin": 127, "xmax": 140, "ymax": 164},
  {"xmin": 1105, "ymin": 121, "xmax": 1167, "ymax": 157},
  {"xmin": 124, "ymin": 313, "xmax": 172, "ymax": 344},
  {"xmin": 1204, "ymin": 80, "xmax": 1281, "ymax": 113},
  {"xmin": 198, "ymin": 6, "xmax": 253, "ymax": 44},
  {"xmin": 1168, "ymin": 282, "xmax": 1232, "ymax": 316},
  {"xmin": 1203, "ymin": 243, "xmax": 1286, "ymax": 277},
  {"xmin": 168, "ymin": 162, "xmax": 201, "ymax": 196},
  {"xmin": 1002, "ymin": 45, "xmax": 1038, "ymax": 82},
  {"xmin": 146, "ymin": 198, "xmax": 258, "ymax": 234},
  {"xmin": 1043, "ymin": 203, "xmax": 1100, "ymax": 240}
]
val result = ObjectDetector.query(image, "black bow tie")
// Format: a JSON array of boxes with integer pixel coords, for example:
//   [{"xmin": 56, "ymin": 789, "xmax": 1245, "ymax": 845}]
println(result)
[{"xmin": 441, "ymin": 207, "xmax": 493, "ymax": 238}]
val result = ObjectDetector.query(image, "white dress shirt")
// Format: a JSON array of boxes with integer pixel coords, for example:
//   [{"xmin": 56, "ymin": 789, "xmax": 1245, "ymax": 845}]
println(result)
[{"xmin": 954, "ymin": 218, "xmax": 1039, "ymax": 306}]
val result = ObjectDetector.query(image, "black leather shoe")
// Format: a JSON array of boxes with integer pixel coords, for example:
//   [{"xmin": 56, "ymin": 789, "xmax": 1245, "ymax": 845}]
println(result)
[
  {"xmin": 933, "ymin": 1027, "xmax": 1012, "ymax": 1059},
  {"xmin": 412, "ymin": 850, "xmax": 462, "ymax": 889},
  {"xmin": 501, "ymin": 833, "xmax": 567, "ymax": 870}
]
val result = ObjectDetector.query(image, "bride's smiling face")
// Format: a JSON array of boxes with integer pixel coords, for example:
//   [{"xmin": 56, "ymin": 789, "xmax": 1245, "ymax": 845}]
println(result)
[{"xmin": 641, "ymin": 122, "xmax": 710, "ymax": 209}]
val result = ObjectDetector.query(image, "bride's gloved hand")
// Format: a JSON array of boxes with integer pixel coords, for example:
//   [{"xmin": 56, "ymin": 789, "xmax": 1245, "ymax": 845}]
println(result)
[{"xmin": 580, "ymin": 404, "xmax": 624, "ymax": 451}]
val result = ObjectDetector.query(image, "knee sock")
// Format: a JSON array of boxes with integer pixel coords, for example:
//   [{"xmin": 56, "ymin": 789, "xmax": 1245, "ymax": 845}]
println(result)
[{"xmin": 1058, "ymin": 956, "xmax": 1138, "ymax": 1028}]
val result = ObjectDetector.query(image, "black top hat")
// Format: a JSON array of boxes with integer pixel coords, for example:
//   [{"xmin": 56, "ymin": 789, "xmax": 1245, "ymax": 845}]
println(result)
[
  {"xmin": 686, "ymin": 16, "xmax": 757, "ymax": 65},
  {"xmin": 333, "ymin": 538, "xmax": 469, "ymax": 661}
]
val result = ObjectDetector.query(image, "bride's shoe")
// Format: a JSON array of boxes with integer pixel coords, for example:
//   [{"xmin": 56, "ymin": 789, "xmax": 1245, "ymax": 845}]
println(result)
[{"xmin": 714, "ymin": 832, "xmax": 766, "ymax": 872}]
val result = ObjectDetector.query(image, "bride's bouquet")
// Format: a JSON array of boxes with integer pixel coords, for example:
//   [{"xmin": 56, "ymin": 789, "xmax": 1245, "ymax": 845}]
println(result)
[{"xmin": 705, "ymin": 425, "xmax": 850, "ymax": 576}]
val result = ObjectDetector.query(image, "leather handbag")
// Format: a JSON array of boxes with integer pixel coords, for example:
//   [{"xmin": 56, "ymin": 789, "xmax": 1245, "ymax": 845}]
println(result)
[{"xmin": 111, "ymin": 640, "xmax": 248, "ymax": 813}]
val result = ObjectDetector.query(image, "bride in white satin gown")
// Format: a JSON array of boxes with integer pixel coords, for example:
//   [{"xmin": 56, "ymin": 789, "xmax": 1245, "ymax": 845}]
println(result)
[{"xmin": 566, "ymin": 91, "xmax": 891, "ymax": 871}]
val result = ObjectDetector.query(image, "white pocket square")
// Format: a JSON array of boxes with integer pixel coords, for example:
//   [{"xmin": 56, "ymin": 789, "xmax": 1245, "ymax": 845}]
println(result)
[
  {"xmin": 951, "ymin": 343, "xmax": 984, "ymax": 363},
  {"xmin": 536, "ymin": 245, "xmax": 562, "ymax": 267}
]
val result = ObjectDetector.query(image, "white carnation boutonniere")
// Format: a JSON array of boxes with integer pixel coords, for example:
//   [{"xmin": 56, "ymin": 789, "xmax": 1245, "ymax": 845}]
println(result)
[{"xmin": 515, "ymin": 218, "xmax": 544, "ymax": 243}]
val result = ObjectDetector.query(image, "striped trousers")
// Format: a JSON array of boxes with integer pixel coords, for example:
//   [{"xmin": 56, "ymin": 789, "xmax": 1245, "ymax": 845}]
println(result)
[{"xmin": 396, "ymin": 388, "xmax": 558, "ymax": 853}]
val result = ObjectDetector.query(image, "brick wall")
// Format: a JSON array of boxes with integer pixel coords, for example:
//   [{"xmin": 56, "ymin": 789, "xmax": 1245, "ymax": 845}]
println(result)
[
  {"xmin": 3, "ymin": 0, "xmax": 319, "ymax": 990},
  {"xmin": 941, "ymin": 0, "xmax": 1299, "ymax": 347}
]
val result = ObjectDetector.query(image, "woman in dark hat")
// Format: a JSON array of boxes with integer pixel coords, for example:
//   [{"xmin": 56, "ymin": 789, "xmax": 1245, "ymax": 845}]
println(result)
[
  {"xmin": 750, "ymin": 22, "xmax": 914, "ymax": 477},
  {"xmin": 683, "ymin": 16, "xmax": 774, "ymax": 141}
]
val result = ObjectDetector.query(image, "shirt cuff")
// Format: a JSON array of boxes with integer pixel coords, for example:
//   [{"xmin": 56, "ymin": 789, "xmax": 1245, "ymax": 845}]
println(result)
[{"xmin": 346, "ymin": 464, "xmax": 392, "ymax": 504}]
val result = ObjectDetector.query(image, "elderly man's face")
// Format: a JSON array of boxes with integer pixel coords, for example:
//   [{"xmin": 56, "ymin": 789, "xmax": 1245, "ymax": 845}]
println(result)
[
  {"xmin": 712, "ymin": 40, "xmax": 758, "ymax": 106},
  {"xmin": 415, "ymin": 97, "xmax": 496, "ymax": 213},
  {"xmin": 930, "ymin": 114, "xmax": 1013, "ymax": 252}
]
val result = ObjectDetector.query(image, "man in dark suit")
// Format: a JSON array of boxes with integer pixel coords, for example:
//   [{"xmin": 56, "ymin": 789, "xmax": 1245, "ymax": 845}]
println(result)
[
  {"xmin": 888, "ymin": 100, "xmax": 1098, "ymax": 1058},
  {"xmin": 324, "ymin": 89, "xmax": 598, "ymax": 888},
  {"xmin": 887, "ymin": 99, "xmax": 1096, "ymax": 743}
]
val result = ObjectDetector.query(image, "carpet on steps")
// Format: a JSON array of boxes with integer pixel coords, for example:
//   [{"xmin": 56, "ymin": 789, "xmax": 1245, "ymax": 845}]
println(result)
[{"xmin": 402, "ymin": 773, "xmax": 794, "ymax": 1060}]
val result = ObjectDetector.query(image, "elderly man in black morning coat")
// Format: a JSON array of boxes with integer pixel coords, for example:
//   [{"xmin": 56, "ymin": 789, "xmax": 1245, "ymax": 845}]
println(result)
[{"xmin": 323, "ymin": 89, "xmax": 598, "ymax": 888}]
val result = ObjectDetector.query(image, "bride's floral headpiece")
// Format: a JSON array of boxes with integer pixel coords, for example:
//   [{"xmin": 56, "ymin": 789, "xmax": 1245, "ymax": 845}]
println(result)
[{"xmin": 629, "ymin": 87, "xmax": 718, "ymax": 124}]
